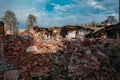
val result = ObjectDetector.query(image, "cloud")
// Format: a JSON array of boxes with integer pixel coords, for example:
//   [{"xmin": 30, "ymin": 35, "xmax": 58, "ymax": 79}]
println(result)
[
  {"xmin": 87, "ymin": 0, "xmax": 106, "ymax": 10},
  {"xmin": 35, "ymin": 0, "xmax": 49, "ymax": 3},
  {"xmin": 51, "ymin": 3, "xmax": 67, "ymax": 12},
  {"xmin": 0, "ymin": 0, "xmax": 119, "ymax": 29},
  {"xmin": 50, "ymin": 3, "xmax": 77, "ymax": 13}
]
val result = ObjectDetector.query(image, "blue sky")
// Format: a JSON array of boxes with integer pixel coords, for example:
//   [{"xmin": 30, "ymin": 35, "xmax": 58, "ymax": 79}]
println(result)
[{"xmin": 0, "ymin": 0, "xmax": 119, "ymax": 29}]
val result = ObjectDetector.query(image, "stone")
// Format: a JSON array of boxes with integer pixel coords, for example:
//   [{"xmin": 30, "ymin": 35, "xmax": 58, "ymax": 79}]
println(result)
[
  {"xmin": 85, "ymin": 49, "xmax": 92, "ymax": 54},
  {"xmin": 4, "ymin": 70, "xmax": 20, "ymax": 80},
  {"xmin": 26, "ymin": 46, "xmax": 38, "ymax": 53}
]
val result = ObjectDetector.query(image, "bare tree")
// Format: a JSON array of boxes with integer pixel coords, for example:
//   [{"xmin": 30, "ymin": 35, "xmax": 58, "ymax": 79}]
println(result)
[
  {"xmin": 26, "ymin": 14, "xmax": 37, "ymax": 30},
  {"xmin": 107, "ymin": 16, "xmax": 117, "ymax": 24},
  {"xmin": 2, "ymin": 10, "xmax": 18, "ymax": 35},
  {"xmin": 102, "ymin": 16, "xmax": 117, "ymax": 25}
]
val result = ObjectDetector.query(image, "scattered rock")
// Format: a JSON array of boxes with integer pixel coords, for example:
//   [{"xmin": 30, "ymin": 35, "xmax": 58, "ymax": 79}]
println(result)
[
  {"xmin": 4, "ymin": 70, "xmax": 20, "ymax": 80},
  {"xmin": 26, "ymin": 46, "xmax": 38, "ymax": 53}
]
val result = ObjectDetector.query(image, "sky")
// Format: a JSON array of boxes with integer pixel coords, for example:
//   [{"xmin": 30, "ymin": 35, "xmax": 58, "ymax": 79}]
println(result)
[{"xmin": 0, "ymin": 0, "xmax": 119, "ymax": 29}]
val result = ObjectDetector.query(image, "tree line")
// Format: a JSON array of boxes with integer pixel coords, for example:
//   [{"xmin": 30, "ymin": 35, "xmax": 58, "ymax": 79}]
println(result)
[
  {"xmin": 1, "ymin": 10, "xmax": 118, "ymax": 35},
  {"xmin": 2, "ymin": 10, "xmax": 37, "ymax": 35}
]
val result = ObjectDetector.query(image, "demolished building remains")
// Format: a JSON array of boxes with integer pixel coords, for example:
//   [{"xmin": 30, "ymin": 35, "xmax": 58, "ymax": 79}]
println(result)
[{"xmin": 0, "ymin": 21, "xmax": 120, "ymax": 80}]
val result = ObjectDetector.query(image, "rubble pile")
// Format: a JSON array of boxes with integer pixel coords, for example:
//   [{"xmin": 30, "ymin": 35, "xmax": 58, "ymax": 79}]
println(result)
[
  {"xmin": 2, "ymin": 34, "xmax": 120, "ymax": 79},
  {"xmin": 3, "ymin": 35, "xmax": 64, "ymax": 79},
  {"xmin": 52, "ymin": 38, "xmax": 120, "ymax": 80},
  {"xmin": 17, "ymin": 53, "xmax": 53, "ymax": 79},
  {"xmin": 0, "ymin": 61, "xmax": 13, "ymax": 75},
  {"xmin": 0, "ymin": 58, "xmax": 14, "ymax": 80}
]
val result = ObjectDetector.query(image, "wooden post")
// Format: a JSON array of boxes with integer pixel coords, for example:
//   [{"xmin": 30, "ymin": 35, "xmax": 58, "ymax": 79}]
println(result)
[
  {"xmin": 0, "ymin": 21, "xmax": 4, "ymax": 55},
  {"xmin": 118, "ymin": 0, "xmax": 120, "ymax": 22},
  {"xmin": 117, "ymin": 0, "xmax": 120, "ymax": 39}
]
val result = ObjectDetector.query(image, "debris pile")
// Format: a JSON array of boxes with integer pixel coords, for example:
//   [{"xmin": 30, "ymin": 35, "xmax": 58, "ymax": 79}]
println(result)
[
  {"xmin": 52, "ymin": 38, "xmax": 120, "ymax": 80},
  {"xmin": 4, "ymin": 70, "xmax": 20, "ymax": 80},
  {"xmin": 3, "ymin": 35, "xmax": 64, "ymax": 79},
  {"xmin": 2, "ymin": 34, "xmax": 120, "ymax": 79},
  {"xmin": 0, "ymin": 62, "xmax": 13, "ymax": 75}
]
